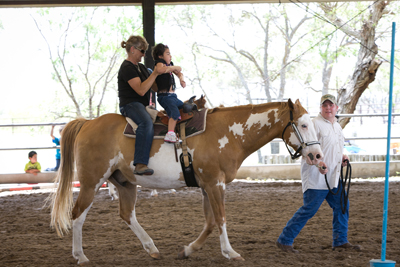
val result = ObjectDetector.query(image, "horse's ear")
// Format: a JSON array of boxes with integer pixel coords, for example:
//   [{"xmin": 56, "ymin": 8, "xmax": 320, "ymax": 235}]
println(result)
[
  {"xmin": 288, "ymin": 98, "xmax": 294, "ymax": 111},
  {"xmin": 295, "ymin": 99, "xmax": 300, "ymax": 105}
]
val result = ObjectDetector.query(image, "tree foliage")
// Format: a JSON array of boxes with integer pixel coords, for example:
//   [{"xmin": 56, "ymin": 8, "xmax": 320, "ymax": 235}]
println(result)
[{"xmin": 31, "ymin": 6, "xmax": 142, "ymax": 119}]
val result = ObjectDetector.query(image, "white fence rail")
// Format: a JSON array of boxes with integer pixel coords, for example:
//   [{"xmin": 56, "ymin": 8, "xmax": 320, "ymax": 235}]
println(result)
[{"xmin": 0, "ymin": 113, "xmax": 399, "ymax": 183}]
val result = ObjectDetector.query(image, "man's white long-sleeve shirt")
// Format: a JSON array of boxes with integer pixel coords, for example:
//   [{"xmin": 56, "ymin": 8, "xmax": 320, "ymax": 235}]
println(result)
[{"xmin": 301, "ymin": 113, "xmax": 345, "ymax": 193}]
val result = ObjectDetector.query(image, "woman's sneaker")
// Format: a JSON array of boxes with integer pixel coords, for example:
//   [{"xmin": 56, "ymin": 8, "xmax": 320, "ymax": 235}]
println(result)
[{"xmin": 164, "ymin": 132, "xmax": 178, "ymax": 143}]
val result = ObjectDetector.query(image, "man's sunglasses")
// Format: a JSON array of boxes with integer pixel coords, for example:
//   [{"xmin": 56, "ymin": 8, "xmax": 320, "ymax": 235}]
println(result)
[{"xmin": 134, "ymin": 46, "xmax": 145, "ymax": 54}]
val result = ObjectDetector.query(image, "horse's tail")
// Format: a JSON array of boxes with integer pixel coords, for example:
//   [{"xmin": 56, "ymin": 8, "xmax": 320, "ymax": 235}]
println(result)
[{"xmin": 49, "ymin": 118, "xmax": 87, "ymax": 237}]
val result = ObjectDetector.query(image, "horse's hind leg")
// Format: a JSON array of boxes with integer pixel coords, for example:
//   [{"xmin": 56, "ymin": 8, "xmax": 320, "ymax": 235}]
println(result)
[
  {"xmin": 110, "ymin": 177, "xmax": 160, "ymax": 259},
  {"xmin": 71, "ymin": 183, "xmax": 97, "ymax": 265},
  {"xmin": 178, "ymin": 188, "xmax": 216, "ymax": 259}
]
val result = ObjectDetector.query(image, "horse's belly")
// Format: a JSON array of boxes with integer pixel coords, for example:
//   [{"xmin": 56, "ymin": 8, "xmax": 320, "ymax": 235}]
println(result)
[
  {"xmin": 135, "ymin": 174, "xmax": 186, "ymax": 189},
  {"xmin": 135, "ymin": 143, "xmax": 190, "ymax": 189}
]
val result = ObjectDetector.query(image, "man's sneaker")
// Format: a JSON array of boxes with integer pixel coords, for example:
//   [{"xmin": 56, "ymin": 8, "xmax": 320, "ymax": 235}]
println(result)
[{"xmin": 164, "ymin": 132, "xmax": 178, "ymax": 143}]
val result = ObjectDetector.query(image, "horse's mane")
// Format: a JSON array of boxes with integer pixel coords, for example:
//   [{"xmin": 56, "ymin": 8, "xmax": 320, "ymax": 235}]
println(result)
[
  {"xmin": 207, "ymin": 102, "xmax": 280, "ymax": 114},
  {"xmin": 277, "ymin": 101, "xmax": 307, "ymax": 119},
  {"xmin": 278, "ymin": 102, "xmax": 290, "ymax": 118}
]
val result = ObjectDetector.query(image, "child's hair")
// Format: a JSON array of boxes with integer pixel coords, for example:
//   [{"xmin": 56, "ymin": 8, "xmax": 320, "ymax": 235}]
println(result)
[
  {"xmin": 152, "ymin": 43, "xmax": 169, "ymax": 60},
  {"xmin": 28, "ymin": 151, "xmax": 37, "ymax": 158}
]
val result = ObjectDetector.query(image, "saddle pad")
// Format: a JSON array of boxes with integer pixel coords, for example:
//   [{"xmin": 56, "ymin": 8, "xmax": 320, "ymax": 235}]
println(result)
[{"xmin": 123, "ymin": 108, "xmax": 208, "ymax": 139}]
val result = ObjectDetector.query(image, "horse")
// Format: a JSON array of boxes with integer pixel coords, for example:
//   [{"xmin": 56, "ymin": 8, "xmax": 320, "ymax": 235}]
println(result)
[{"xmin": 49, "ymin": 99, "xmax": 323, "ymax": 264}]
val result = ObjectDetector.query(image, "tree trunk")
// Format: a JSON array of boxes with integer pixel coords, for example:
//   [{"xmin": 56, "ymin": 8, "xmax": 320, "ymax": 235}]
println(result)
[
  {"xmin": 337, "ymin": 1, "xmax": 387, "ymax": 128},
  {"xmin": 322, "ymin": 58, "xmax": 333, "ymax": 95},
  {"xmin": 263, "ymin": 18, "xmax": 272, "ymax": 102}
]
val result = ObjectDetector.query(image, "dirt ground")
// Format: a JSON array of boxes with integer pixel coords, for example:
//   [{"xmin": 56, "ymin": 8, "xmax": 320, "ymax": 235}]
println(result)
[{"xmin": 0, "ymin": 180, "xmax": 399, "ymax": 267}]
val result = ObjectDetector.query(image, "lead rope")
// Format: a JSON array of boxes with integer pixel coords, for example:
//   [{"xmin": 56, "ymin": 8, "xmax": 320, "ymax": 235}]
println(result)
[{"xmin": 323, "ymin": 159, "xmax": 351, "ymax": 214}]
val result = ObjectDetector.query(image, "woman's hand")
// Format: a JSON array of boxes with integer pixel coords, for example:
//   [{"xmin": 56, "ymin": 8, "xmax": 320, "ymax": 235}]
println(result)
[{"xmin": 154, "ymin": 63, "xmax": 168, "ymax": 75}]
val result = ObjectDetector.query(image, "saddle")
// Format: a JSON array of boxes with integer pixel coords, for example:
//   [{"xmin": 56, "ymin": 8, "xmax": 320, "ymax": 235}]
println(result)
[
  {"xmin": 123, "ymin": 96, "xmax": 206, "ymax": 139},
  {"xmin": 157, "ymin": 95, "xmax": 198, "ymax": 126}
]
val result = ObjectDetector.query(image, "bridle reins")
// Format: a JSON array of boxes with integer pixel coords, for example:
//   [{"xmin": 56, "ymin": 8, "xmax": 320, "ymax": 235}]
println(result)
[{"xmin": 282, "ymin": 110, "xmax": 320, "ymax": 160}]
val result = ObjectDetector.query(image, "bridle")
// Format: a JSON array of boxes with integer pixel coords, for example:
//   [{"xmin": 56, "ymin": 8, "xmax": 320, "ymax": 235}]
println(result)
[{"xmin": 282, "ymin": 110, "xmax": 320, "ymax": 160}]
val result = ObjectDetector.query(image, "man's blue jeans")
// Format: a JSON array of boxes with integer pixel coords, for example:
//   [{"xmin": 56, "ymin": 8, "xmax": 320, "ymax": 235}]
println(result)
[
  {"xmin": 277, "ymin": 182, "xmax": 349, "ymax": 247},
  {"xmin": 120, "ymin": 102, "xmax": 154, "ymax": 166}
]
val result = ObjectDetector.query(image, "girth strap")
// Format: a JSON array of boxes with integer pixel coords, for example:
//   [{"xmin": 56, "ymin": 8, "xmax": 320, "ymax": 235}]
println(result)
[{"xmin": 180, "ymin": 123, "xmax": 190, "ymax": 167}]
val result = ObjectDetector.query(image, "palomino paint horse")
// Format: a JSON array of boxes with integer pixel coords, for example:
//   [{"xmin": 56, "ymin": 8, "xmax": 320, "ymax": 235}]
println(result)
[{"xmin": 50, "ymin": 99, "xmax": 323, "ymax": 264}]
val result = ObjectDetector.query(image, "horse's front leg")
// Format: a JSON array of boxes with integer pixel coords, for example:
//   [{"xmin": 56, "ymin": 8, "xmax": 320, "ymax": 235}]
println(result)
[
  {"xmin": 208, "ymin": 182, "xmax": 244, "ymax": 260},
  {"xmin": 178, "ymin": 188, "xmax": 215, "ymax": 259},
  {"xmin": 179, "ymin": 182, "xmax": 244, "ymax": 261}
]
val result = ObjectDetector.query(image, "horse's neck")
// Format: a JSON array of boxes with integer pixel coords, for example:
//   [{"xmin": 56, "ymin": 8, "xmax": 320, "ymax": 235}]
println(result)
[{"xmin": 209, "ymin": 103, "xmax": 286, "ymax": 160}]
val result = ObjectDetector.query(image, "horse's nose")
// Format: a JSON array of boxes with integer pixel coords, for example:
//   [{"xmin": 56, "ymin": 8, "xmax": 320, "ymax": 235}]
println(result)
[{"xmin": 316, "ymin": 154, "xmax": 321, "ymax": 159}]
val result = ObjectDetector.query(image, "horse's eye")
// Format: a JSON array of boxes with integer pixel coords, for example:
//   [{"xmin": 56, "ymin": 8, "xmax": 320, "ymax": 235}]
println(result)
[{"xmin": 302, "ymin": 124, "xmax": 307, "ymax": 128}]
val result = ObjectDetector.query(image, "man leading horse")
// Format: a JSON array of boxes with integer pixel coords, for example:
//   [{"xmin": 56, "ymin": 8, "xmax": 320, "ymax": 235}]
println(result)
[{"xmin": 276, "ymin": 94, "xmax": 361, "ymax": 253}]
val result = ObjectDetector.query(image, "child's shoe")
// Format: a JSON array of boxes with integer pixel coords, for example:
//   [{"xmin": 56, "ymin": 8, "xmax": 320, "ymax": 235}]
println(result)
[{"xmin": 164, "ymin": 132, "xmax": 178, "ymax": 143}]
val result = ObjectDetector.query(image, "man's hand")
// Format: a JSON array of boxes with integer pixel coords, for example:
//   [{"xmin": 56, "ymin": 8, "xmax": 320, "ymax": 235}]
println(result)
[
  {"xmin": 316, "ymin": 161, "xmax": 328, "ymax": 175},
  {"xmin": 180, "ymin": 80, "xmax": 186, "ymax": 88},
  {"xmin": 342, "ymin": 155, "xmax": 349, "ymax": 166}
]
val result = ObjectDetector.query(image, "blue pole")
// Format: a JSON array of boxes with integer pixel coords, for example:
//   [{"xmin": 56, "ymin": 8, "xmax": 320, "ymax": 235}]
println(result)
[
  {"xmin": 381, "ymin": 21, "xmax": 395, "ymax": 262},
  {"xmin": 370, "ymin": 22, "xmax": 396, "ymax": 267}
]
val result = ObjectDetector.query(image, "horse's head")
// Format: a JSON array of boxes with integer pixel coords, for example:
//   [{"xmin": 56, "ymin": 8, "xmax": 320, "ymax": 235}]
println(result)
[
  {"xmin": 194, "ymin": 94, "xmax": 207, "ymax": 109},
  {"xmin": 281, "ymin": 99, "xmax": 324, "ymax": 165}
]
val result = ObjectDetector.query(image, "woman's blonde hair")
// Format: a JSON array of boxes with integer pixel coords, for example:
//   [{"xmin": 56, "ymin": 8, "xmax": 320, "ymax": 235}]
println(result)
[{"xmin": 121, "ymin": 35, "xmax": 148, "ymax": 54}]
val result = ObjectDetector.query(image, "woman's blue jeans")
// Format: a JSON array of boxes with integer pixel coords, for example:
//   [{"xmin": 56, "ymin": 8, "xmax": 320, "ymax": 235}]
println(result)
[
  {"xmin": 120, "ymin": 102, "xmax": 154, "ymax": 166},
  {"xmin": 277, "ymin": 182, "xmax": 349, "ymax": 247}
]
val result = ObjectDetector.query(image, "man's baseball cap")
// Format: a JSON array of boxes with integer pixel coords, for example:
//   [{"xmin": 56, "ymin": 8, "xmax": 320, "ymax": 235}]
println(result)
[{"xmin": 320, "ymin": 94, "xmax": 337, "ymax": 105}]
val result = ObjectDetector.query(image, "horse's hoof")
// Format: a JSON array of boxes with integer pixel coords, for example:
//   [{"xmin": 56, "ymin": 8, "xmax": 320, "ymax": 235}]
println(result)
[
  {"xmin": 150, "ymin": 252, "xmax": 161, "ymax": 260},
  {"xmin": 78, "ymin": 259, "xmax": 90, "ymax": 265},
  {"xmin": 233, "ymin": 256, "xmax": 245, "ymax": 261},
  {"xmin": 177, "ymin": 249, "xmax": 188, "ymax": 260}
]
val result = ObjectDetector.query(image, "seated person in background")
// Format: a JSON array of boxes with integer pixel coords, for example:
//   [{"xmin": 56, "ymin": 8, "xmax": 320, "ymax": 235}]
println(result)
[
  {"xmin": 25, "ymin": 151, "xmax": 41, "ymax": 175},
  {"xmin": 152, "ymin": 43, "xmax": 186, "ymax": 143}
]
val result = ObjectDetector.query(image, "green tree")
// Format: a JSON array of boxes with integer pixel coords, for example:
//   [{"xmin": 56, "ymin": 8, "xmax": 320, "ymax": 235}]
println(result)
[{"xmin": 31, "ymin": 6, "xmax": 142, "ymax": 119}]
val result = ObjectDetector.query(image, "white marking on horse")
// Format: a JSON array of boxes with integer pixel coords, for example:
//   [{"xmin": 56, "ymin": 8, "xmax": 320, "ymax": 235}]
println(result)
[
  {"xmin": 244, "ymin": 109, "xmax": 278, "ymax": 133},
  {"xmin": 126, "ymin": 208, "xmax": 159, "ymax": 255},
  {"xmin": 289, "ymin": 132, "xmax": 300, "ymax": 147},
  {"xmin": 134, "ymin": 143, "xmax": 191, "ymax": 189},
  {"xmin": 218, "ymin": 136, "xmax": 229, "ymax": 151},
  {"xmin": 216, "ymin": 181, "xmax": 226, "ymax": 191},
  {"xmin": 229, "ymin": 122, "xmax": 244, "ymax": 137},
  {"xmin": 97, "ymin": 152, "xmax": 124, "ymax": 192},
  {"xmin": 219, "ymin": 222, "xmax": 241, "ymax": 259},
  {"xmin": 198, "ymin": 168, "xmax": 203, "ymax": 174},
  {"xmin": 72, "ymin": 203, "xmax": 93, "ymax": 264}
]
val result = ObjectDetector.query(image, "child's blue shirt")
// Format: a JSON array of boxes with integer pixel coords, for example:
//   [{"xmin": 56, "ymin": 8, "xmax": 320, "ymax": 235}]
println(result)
[{"xmin": 53, "ymin": 137, "xmax": 61, "ymax": 159}]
